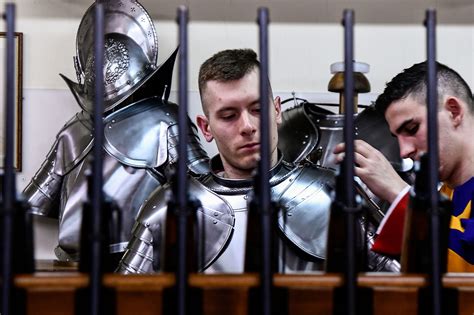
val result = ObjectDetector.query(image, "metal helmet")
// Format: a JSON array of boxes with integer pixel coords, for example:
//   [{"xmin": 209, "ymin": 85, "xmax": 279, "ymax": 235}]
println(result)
[{"xmin": 61, "ymin": 0, "xmax": 158, "ymax": 114}]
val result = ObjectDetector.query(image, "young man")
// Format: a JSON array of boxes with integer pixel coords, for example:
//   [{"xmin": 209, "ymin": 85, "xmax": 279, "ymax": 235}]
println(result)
[
  {"xmin": 334, "ymin": 61, "xmax": 474, "ymax": 272},
  {"xmin": 118, "ymin": 49, "xmax": 399, "ymax": 274}
]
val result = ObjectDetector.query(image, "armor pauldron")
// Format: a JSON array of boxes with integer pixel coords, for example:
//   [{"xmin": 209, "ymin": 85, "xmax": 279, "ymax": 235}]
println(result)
[
  {"xmin": 117, "ymin": 178, "xmax": 235, "ymax": 274},
  {"xmin": 23, "ymin": 111, "xmax": 93, "ymax": 218},
  {"xmin": 52, "ymin": 111, "xmax": 94, "ymax": 176},
  {"xmin": 273, "ymin": 163, "xmax": 334, "ymax": 259},
  {"xmin": 277, "ymin": 104, "xmax": 319, "ymax": 164}
]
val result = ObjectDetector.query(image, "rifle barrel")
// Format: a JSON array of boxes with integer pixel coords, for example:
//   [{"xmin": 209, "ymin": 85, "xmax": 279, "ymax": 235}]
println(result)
[
  {"xmin": 426, "ymin": 9, "xmax": 442, "ymax": 315},
  {"xmin": 177, "ymin": 6, "xmax": 189, "ymax": 315},
  {"xmin": 88, "ymin": 4, "xmax": 105, "ymax": 315},
  {"xmin": 257, "ymin": 7, "xmax": 272, "ymax": 315},
  {"xmin": 1, "ymin": 5, "xmax": 15, "ymax": 315},
  {"xmin": 343, "ymin": 9, "xmax": 357, "ymax": 315}
]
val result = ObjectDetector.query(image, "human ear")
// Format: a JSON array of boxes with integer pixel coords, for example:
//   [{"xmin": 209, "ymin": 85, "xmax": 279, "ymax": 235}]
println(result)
[
  {"xmin": 273, "ymin": 96, "xmax": 282, "ymax": 124},
  {"xmin": 444, "ymin": 96, "xmax": 464, "ymax": 127},
  {"xmin": 196, "ymin": 115, "xmax": 214, "ymax": 142}
]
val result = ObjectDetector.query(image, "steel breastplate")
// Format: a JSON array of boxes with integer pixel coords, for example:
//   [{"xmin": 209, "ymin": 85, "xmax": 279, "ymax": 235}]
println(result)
[
  {"xmin": 119, "ymin": 155, "xmax": 335, "ymax": 273},
  {"xmin": 201, "ymin": 155, "xmax": 335, "ymax": 260}
]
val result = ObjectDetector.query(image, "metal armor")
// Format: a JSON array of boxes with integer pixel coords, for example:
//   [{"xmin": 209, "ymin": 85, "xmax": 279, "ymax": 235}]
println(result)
[
  {"xmin": 24, "ymin": 96, "xmax": 209, "ymax": 261},
  {"xmin": 118, "ymin": 155, "xmax": 335, "ymax": 274},
  {"xmin": 61, "ymin": 0, "xmax": 159, "ymax": 115},
  {"xmin": 278, "ymin": 101, "xmax": 404, "ymax": 171},
  {"xmin": 118, "ymin": 154, "xmax": 399, "ymax": 274},
  {"xmin": 23, "ymin": 0, "xmax": 210, "ymax": 262}
]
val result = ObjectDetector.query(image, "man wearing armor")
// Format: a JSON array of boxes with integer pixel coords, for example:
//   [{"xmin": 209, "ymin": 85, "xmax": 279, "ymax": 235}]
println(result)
[
  {"xmin": 23, "ymin": 0, "xmax": 209, "ymax": 263},
  {"xmin": 334, "ymin": 61, "xmax": 474, "ymax": 272},
  {"xmin": 118, "ymin": 49, "xmax": 399, "ymax": 274}
]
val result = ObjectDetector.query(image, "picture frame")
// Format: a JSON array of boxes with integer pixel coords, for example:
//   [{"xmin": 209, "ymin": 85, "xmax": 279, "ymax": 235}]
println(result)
[{"xmin": 0, "ymin": 32, "xmax": 23, "ymax": 171}]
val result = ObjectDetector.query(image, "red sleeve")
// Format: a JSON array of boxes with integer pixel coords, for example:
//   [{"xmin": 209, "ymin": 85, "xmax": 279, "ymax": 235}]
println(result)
[{"xmin": 371, "ymin": 191, "xmax": 410, "ymax": 256}]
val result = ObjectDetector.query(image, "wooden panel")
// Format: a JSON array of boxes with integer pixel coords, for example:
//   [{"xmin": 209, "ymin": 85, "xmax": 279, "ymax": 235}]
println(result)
[
  {"xmin": 274, "ymin": 273, "xmax": 343, "ymax": 315},
  {"xmin": 444, "ymin": 274, "xmax": 474, "ymax": 315},
  {"xmin": 359, "ymin": 273, "xmax": 427, "ymax": 315},
  {"xmin": 14, "ymin": 272, "xmax": 88, "ymax": 315}
]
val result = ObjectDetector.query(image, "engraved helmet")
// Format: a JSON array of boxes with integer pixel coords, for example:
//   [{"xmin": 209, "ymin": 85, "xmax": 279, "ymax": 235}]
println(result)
[{"xmin": 61, "ymin": 0, "xmax": 159, "ymax": 114}]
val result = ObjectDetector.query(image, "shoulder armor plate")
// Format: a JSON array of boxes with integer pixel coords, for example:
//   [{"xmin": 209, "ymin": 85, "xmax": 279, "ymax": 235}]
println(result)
[
  {"xmin": 53, "ymin": 111, "xmax": 93, "ymax": 175},
  {"xmin": 136, "ymin": 176, "xmax": 235, "ymax": 271},
  {"xmin": 103, "ymin": 98, "xmax": 178, "ymax": 168},
  {"xmin": 278, "ymin": 103, "xmax": 319, "ymax": 163},
  {"xmin": 273, "ymin": 164, "xmax": 335, "ymax": 259}
]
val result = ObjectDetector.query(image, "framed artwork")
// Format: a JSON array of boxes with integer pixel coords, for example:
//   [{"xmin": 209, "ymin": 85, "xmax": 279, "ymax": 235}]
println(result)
[{"xmin": 0, "ymin": 32, "xmax": 23, "ymax": 171}]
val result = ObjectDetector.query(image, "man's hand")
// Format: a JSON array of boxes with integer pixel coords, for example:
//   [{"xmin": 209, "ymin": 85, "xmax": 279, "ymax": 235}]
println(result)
[{"xmin": 333, "ymin": 140, "xmax": 409, "ymax": 203}]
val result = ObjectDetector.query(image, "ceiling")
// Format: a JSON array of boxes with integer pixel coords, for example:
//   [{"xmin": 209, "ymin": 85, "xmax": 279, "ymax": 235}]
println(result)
[{"xmin": 7, "ymin": 0, "xmax": 474, "ymax": 24}]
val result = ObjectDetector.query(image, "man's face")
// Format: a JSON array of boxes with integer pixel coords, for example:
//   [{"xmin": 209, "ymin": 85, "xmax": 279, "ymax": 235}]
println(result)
[
  {"xmin": 197, "ymin": 69, "xmax": 282, "ymax": 179},
  {"xmin": 385, "ymin": 95, "xmax": 456, "ymax": 182}
]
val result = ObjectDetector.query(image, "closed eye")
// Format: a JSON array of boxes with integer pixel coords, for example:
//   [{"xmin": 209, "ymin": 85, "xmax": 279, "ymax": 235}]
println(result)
[
  {"xmin": 220, "ymin": 113, "xmax": 236, "ymax": 121},
  {"xmin": 403, "ymin": 123, "xmax": 419, "ymax": 136}
]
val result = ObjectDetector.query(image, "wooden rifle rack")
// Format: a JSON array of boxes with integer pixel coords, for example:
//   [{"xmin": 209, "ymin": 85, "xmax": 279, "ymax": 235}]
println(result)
[{"xmin": 12, "ymin": 262, "xmax": 474, "ymax": 315}]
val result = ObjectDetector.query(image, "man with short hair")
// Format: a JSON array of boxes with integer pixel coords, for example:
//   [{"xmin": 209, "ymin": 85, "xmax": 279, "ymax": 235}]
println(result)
[{"xmin": 334, "ymin": 61, "xmax": 474, "ymax": 272}]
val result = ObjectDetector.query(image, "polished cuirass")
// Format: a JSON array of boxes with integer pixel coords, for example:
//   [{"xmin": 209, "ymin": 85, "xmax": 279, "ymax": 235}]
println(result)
[
  {"xmin": 23, "ymin": 98, "xmax": 209, "ymax": 261},
  {"xmin": 118, "ymin": 156, "xmax": 336, "ymax": 274}
]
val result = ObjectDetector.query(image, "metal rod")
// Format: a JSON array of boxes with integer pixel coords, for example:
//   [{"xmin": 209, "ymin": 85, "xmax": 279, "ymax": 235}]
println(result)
[
  {"xmin": 425, "ymin": 9, "xmax": 442, "ymax": 315},
  {"xmin": 1, "ymin": 4, "xmax": 15, "ymax": 315},
  {"xmin": 343, "ymin": 9, "xmax": 357, "ymax": 315},
  {"xmin": 89, "ymin": 4, "xmax": 105, "ymax": 315},
  {"xmin": 177, "ymin": 6, "xmax": 189, "ymax": 315},
  {"xmin": 257, "ymin": 7, "xmax": 272, "ymax": 315}
]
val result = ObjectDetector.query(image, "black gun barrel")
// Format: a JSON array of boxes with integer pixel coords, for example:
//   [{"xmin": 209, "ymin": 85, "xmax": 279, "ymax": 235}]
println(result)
[
  {"xmin": 1, "ymin": 4, "xmax": 16, "ymax": 315},
  {"xmin": 88, "ymin": 4, "xmax": 105, "ymax": 315},
  {"xmin": 342, "ymin": 9, "xmax": 357, "ymax": 315},
  {"xmin": 425, "ymin": 9, "xmax": 442, "ymax": 315},
  {"xmin": 257, "ymin": 7, "xmax": 273, "ymax": 315},
  {"xmin": 176, "ymin": 6, "xmax": 190, "ymax": 315}
]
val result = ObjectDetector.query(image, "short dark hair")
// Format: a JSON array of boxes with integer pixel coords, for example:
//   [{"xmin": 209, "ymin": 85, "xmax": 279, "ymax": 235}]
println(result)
[
  {"xmin": 198, "ymin": 49, "xmax": 259, "ymax": 92},
  {"xmin": 375, "ymin": 61, "xmax": 473, "ymax": 114}
]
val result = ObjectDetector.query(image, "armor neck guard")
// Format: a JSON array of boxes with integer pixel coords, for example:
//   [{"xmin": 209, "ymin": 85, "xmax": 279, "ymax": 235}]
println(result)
[{"xmin": 204, "ymin": 153, "xmax": 296, "ymax": 193}]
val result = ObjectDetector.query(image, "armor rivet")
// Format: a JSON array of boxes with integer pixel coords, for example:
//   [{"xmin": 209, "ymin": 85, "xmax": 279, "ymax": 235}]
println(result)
[
  {"xmin": 368, "ymin": 232, "xmax": 374, "ymax": 237},
  {"xmin": 335, "ymin": 121, "xmax": 338, "ymax": 124},
  {"xmin": 289, "ymin": 178, "xmax": 293, "ymax": 182},
  {"xmin": 166, "ymin": 113, "xmax": 170, "ymax": 116},
  {"xmin": 287, "ymin": 213, "xmax": 292, "ymax": 217},
  {"xmin": 112, "ymin": 120, "xmax": 115, "ymax": 123},
  {"xmin": 214, "ymin": 212, "xmax": 218, "ymax": 216},
  {"xmin": 108, "ymin": 125, "xmax": 112, "ymax": 129},
  {"xmin": 305, "ymin": 135, "xmax": 309, "ymax": 138},
  {"xmin": 302, "ymin": 141, "xmax": 306, "ymax": 145},
  {"xmin": 152, "ymin": 205, "xmax": 156, "ymax": 209},
  {"xmin": 145, "ymin": 223, "xmax": 150, "ymax": 228},
  {"xmin": 243, "ymin": 195, "xmax": 248, "ymax": 200},
  {"xmin": 213, "ymin": 220, "xmax": 217, "ymax": 224},
  {"xmin": 316, "ymin": 119, "xmax": 320, "ymax": 123},
  {"xmin": 127, "ymin": 80, "xmax": 131, "ymax": 85}
]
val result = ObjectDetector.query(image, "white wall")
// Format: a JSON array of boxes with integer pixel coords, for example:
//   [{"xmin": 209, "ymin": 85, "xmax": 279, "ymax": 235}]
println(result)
[{"xmin": 2, "ymin": 14, "xmax": 472, "ymax": 258}]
